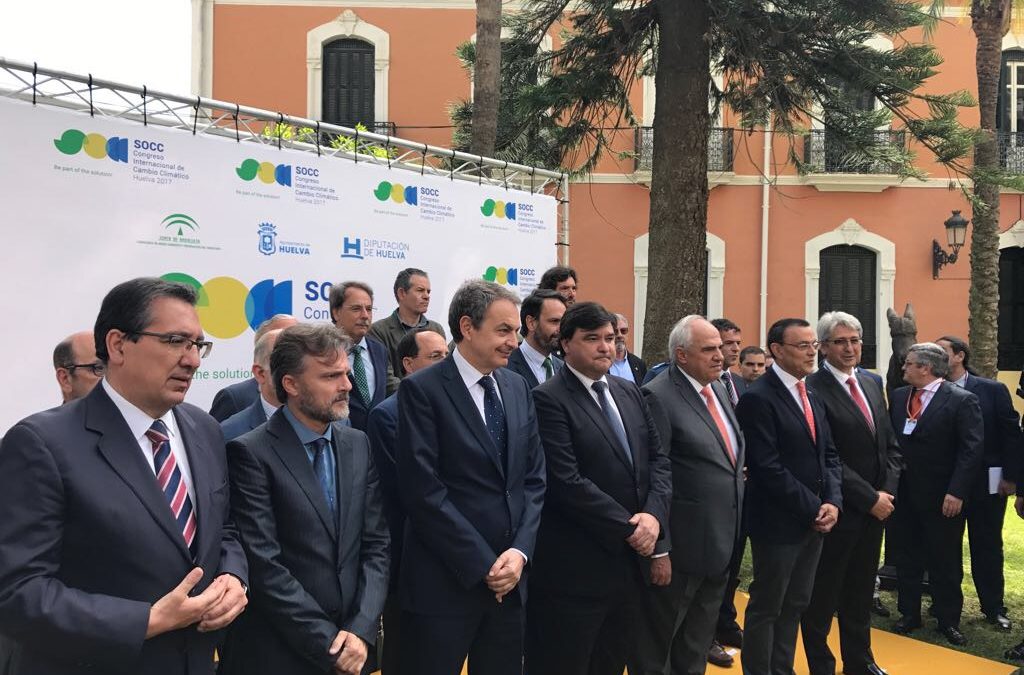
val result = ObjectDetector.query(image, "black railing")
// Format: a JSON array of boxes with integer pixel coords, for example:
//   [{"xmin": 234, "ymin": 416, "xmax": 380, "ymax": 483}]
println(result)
[
  {"xmin": 803, "ymin": 129, "xmax": 905, "ymax": 174},
  {"xmin": 998, "ymin": 131, "xmax": 1024, "ymax": 174},
  {"xmin": 634, "ymin": 127, "xmax": 734, "ymax": 173}
]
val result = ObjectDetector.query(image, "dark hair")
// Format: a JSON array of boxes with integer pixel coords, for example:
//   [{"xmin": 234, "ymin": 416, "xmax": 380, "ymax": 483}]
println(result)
[
  {"xmin": 53, "ymin": 337, "xmax": 74, "ymax": 369},
  {"xmin": 559, "ymin": 301, "xmax": 617, "ymax": 342},
  {"xmin": 393, "ymin": 268, "xmax": 428, "ymax": 301},
  {"xmin": 271, "ymin": 323, "xmax": 351, "ymax": 402},
  {"xmin": 711, "ymin": 318, "xmax": 740, "ymax": 334},
  {"xmin": 937, "ymin": 335, "xmax": 973, "ymax": 373},
  {"xmin": 739, "ymin": 345, "xmax": 765, "ymax": 362},
  {"xmin": 519, "ymin": 289, "xmax": 567, "ymax": 337},
  {"xmin": 766, "ymin": 318, "xmax": 811, "ymax": 357},
  {"xmin": 395, "ymin": 327, "xmax": 435, "ymax": 374},
  {"xmin": 448, "ymin": 279, "xmax": 521, "ymax": 342},
  {"xmin": 538, "ymin": 266, "xmax": 577, "ymax": 290},
  {"xmin": 329, "ymin": 281, "xmax": 374, "ymax": 316},
  {"xmin": 94, "ymin": 278, "xmax": 198, "ymax": 362}
]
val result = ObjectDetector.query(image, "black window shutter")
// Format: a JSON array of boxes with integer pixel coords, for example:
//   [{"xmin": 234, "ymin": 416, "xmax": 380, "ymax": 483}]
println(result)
[
  {"xmin": 322, "ymin": 39, "xmax": 375, "ymax": 127},
  {"xmin": 999, "ymin": 247, "xmax": 1024, "ymax": 370},
  {"xmin": 819, "ymin": 245, "xmax": 878, "ymax": 368}
]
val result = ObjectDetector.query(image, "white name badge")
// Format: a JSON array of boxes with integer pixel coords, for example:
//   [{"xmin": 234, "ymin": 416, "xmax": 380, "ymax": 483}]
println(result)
[{"xmin": 903, "ymin": 419, "xmax": 917, "ymax": 435}]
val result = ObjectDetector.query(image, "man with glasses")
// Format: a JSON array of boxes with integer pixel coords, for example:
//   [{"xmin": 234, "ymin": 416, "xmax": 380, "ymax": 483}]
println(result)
[
  {"xmin": 801, "ymin": 312, "xmax": 902, "ymax": 675},
  {"xmin": 329, "ymin": 281, "xmax": 398, "ymax": 432},
  {"xmin": 0, "ymin": 277, "xmax": 248, "ymax": 675},
  {"xmin": 889, "ymin": 343, "xmax": 983, "ymax": 645},
  {"xmin": 737, "ymin": 318, "xmax": 842, "ymax": 675},
  {"xmin": 367, "ymin": 327, "xmax": 450, "ymax": 674},
  {"xmin": 610, "ymin": 313, "xmax": 646, "ymax": 384},
  {"xmin": 53, "ymin": 330, "xmax": 104, "ymax": 403}
]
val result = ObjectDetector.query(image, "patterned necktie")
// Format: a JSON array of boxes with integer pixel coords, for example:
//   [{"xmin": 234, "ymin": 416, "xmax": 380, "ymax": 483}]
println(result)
[
  {"xmin": 701, "ymin": 386, "xmax": 736, "ymax": 466},
  {"xmin": 795, "ymin": 380, "xmax": 817, "ymax": 443},
  {"xmin": 145, "ymin": 420, "xmax": 197, "ymax": 556},
  {"xmin": 908, "ymin": 388, "xmax": 924, "ymax": 419},
  {"xmin": 592, "ymin": 381, "xmax": 633, "ymax": 467},
  {"xmin": 542, "ymin": 357, "xmax": 554, "ymax": 381},
  {"xmin": 310, "ymin": 437, "xmax": 336, "ymax": 517},
  {"xmin": 846, "ymin": 377, "xmax": 875, "ymax": 432},
  {"xmin": 721, "ymin": 371, "xmax": 739, "ymax": 405},
  {"xmin": 478, "ymin": 376, "xmax": 507, "ymax": 469},
  {"xmin": 350, "ymin": 344, "xmax": 371, "ymax": 403}
]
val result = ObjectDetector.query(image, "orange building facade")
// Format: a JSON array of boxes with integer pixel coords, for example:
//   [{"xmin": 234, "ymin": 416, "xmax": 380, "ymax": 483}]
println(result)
[{"xmin": 193, "ymin": 0, "xmax": 1024, "ymax": 394}]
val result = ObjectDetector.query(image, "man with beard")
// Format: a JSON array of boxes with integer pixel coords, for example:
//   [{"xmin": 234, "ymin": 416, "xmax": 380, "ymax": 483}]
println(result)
[
  {"xmin": 505, "ymin": 290, "xmax": 567, "ymax": 388},
  {"xmin": 220, "ymin": 323, "xmax": 389, "ymax": 675}
]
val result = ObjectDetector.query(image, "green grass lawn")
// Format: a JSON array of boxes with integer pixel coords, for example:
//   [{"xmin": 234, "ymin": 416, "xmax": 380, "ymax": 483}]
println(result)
[{"xmin": 737, "ymin": 501, "xmax": 1024, "ymax": 665}]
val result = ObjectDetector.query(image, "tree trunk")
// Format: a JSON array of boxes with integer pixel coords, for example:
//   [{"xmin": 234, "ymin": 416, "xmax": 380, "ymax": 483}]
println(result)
[
  {"xmin": 641, "ymin": 0, "xmax": 712, "ymax": 362},
  {"xmin": 471, "ymin": 0, "xmax": 502, "ymax": 157},
  {"xmin": 969, "ymin": 0, "xmax": 1010, "ymax": 378}
]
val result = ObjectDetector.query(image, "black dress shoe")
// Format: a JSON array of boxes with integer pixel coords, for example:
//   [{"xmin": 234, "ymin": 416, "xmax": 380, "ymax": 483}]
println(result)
[
  {"xmin": 987, "ymin": 613, "xmax": 1013, "ymax": 631},
  {"xmin": 707, "ymin": 641, "xmax": 734, "ymax": 668},
  {"xmin": 892, "ymin": 615, "xmax": 922, "ymax": 634},
  {"xmin": 716, "ymin": 628, "xmax": 744, "ymax": 649},
  {"xmin": 871, "ymin": 596, "xmax": 891, "ymax": 618},
  {"xmin": 844, "ymin": 663, "xmax": 888, "ymax": 675},
  {"xmin": 1005, "ymin": 640, "xmax": 1024, "ymax": 661},
  {"xmin": 938, "ymin": 625, "xmax": 968, "ymax": 646}
]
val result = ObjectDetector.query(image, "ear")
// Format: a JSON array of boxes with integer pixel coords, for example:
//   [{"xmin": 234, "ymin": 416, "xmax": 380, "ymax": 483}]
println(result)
[
  {"xmin": 886, "ymin": 308, "xmax": 897, "ymax": 325},
  {"xmin": 458, "ymin": 315, "xmax": 474, "ymax": 341},
  {"xmin": 55, "ymin": 368, "xmax": 72, "ymax": 399},
  {"xmin": 105, "ymin": 330, "xmax": 128, "ymax": 366},
  {"xmin": 401, "ymin": 356, "xmax": 414, "ymax": 377},
  {"xmin": 904, "ymin": 303, "xmax": 916, "ymax": 322},
  {"xmin": 281, "ymin": 373, "xmax": 300, "ymax": 399}
]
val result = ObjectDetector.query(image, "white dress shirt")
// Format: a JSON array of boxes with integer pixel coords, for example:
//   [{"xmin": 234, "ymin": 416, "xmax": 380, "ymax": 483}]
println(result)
[
  {"xmin": 565, "ymin": 363, "xmax": 627, "ymax": 432},
  {"xmin": 518, "ymin": 340, "xmax": 552, "ymax": 384},
  {"xmin": 102, "ymin": 378, "xmax": 196, "ymax": 505},
  {"xmin": 771, "ymin": 362, "xmax": 808, "ymax": 411},
  {"xmin": 823, "ymin": 360, "xmax": 874, "ymax": 427},
  {"xmin": 260, "ymin": 394, "xmax": 279, "ymax": 421},
  {"xmin": 453, "ymin": 347, "xmax": 503, "ymax": 423},
  {"xmin": 680, "ymin": 367, "xmax": 739, "ymax": 456},
  {"xmin": 912, "ymin": 377, "xmax": 944, "ymax": 415}
]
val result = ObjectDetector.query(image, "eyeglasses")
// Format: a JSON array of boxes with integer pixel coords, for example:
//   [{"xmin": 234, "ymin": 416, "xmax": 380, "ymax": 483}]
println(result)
[
  {"xmin": 782, "ymin": 341, "xmax": 820, "ymax": 351},
  {"xmin": 131, "ymin": 331, "xmax": 213, "ymax": 359},
  {"xmin": 346, "ymin": 305, "xmax": 377, "ymax": 313},
  {"xmin": 826, "ymin": 337, "xmax": 862, "ymax": 347},
  {"xmin": 67, "ymin": 362, "xmax": 105, "ymax": 376}
]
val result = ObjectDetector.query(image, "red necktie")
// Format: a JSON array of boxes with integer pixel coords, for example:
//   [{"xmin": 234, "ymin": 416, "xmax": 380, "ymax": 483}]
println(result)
[
  {"xmin": 846, "ymin": 378, "xmax": 875, "ymax": 432},
  {"xmin": 701, "ymin": 386, "xmax": 736, "ymax": 466},
  {"xmin": 796, "ymin": 380, "xmax": 817, "ymax": 443}
]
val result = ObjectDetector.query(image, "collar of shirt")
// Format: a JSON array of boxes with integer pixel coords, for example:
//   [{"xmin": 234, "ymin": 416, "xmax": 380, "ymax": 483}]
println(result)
[
  {"xmin": 453, "ymin": 346, "xmax": 500, "ymax": 394},
  {"xmin": 392, "ymin": 308, "xmax": 428, "ymax": 330},
  {"xmin": 352, "ymin": 336, "xmax": 370, "ymax": 352},
  {"xmin": 518, "ymin": 339, "xmax": 549, "ymax": 370},
  {"xmin": 823, "ymin": 359, "xmax": 857, "ymax": 387},
  {"xmin": 952, "ymin": 372, "xmax": 968, "ymax": 388},
  {"xmin": 282, "ymin": 404, "xmax": 333, "ymax": 446},
  {"xmin": 260, "ymin": 394, "xmax": 279, "ymax": 421},
  {"xmin": 678, "ymin": 366, "xmax": 709, "ymax": 395},
  {"xmin": 919, "ymin": 377, "xmax": 944, "ymax": 394},
  {"xmin": 102, "ymin": 378, "xmax": 180, "ymax": 445},
  {"xmin": 771, "ymin": 361, "xmax": 807, "ymax": 408},
  {"xmin": 565, "ymin": 362, "xmax": 608, "ymax": 399}
]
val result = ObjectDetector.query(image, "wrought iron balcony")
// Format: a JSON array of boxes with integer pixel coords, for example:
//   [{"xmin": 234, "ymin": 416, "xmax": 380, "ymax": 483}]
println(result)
[
  {"xmin": 997, "ymin": 131, "xmax": 1024, "ymax": 174},
  {"xmin": 634, "ymin": 127, "xmax": 734, "ymax": 173},
  {"xmin": 803, "ymin": 129, "xmax": 905, "ymax": 174}
]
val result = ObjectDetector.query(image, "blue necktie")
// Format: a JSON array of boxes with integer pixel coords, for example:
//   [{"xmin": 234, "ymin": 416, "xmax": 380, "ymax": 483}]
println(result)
[
  {"xmin": 310, "ymin": 437, "xmax": 336, "ymax": 518},
  {"xmin": 592, "ymin": 381, "xmax": 633, "ymax": 467},
  {"xmin": 478, "ymin": 376, "xmax": 507, "ymax": 470}
]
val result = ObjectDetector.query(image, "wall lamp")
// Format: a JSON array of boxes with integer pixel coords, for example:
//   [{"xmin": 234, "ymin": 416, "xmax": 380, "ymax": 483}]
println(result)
[{"xmin": 933, "ymin": 209, "xmax": 968, "ymax": 279}]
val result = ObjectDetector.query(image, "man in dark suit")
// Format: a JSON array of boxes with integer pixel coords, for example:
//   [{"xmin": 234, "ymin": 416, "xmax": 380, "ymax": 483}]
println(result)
[
  {"xmin": 526, "ymin": 302, "xmax": 670, "ymax": 675},
  {"xmin": 505, "ymin": 289, "xmax": 567, "ymax": 388},
  {"xmin": 711, "ymin": 319, "xmax": 743, "ymax": 407},
  {"xmin": 52, "ymin": 330, "xmax": 104, "ymax": 403},
  {"xmin": 396, "ymin": 279, "xmax": 546, "ymax": 675},
  {"xmin": 366, "ymin": 327, "xmax": 449, "ymax": 674},
  {"xmin": 633, "ymin": 315, "xmax": 745, "ymax": 675},
  {"xmin": 801, "ymin": 312, "xmax": 902, "ymax": 675},
  {"xmin": 889, "ymin": 342, "xmax": 983, "ymax": 645},
  {"xmin": 735, "ymin": 346, "xmax": 767, "ymax": 397},
  {"xmin": 0, "ymin": 277, "xmax": 248, "ymax": 674},
  {"xmin": 220, "ymin": 323, "xmax": 389, "ymax": 675},
  {"xmin": 209, "ymin": 314, "xmax": 297, "ymax": 421},
  {"xmin": 221, "ymin": 328, "xmax": 283, "ymax": 441},
  {"xmin": 936, "ymin": 336, "xmax": 1021, "ymax": 631},
  {"xmin": 738, "ymin": 318, "xmax": 842, "ymax": 675},
  {"xmin": 330, "ymin": 281, "xmax": 398, "ymax": 431}
]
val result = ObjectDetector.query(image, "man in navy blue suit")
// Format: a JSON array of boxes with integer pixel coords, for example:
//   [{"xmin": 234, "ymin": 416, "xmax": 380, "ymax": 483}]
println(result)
[
  {"xmin": 504, "ymin": 289, "xmax": 566, "ymax": 388},
  {"xmin": 209, "ymin": 314, "xmax": 297, "ymax": 422},
  {"xmin": 936, "ymin": 336, "xmax": 1021, "ymax": 631},
  {"xmin": 738, "ymin": 318, "xmax": 842, "ymax": 675},
  {"xmin": 0, "ymin": 277, "xmax": 249, "ymax": 675},
  {"xmin": 366, "ymin": 327, "xmax": 449, "ymax": 674},
  {"xmin": 330, "ymin": 282, "xmax": 398, "ymax": 431},
  {"xmin": 221, "ymin": 328, "xmax": 284, "ymax": 441},
  {"xmin": 396, "ymin": 279, "xmax": 546, "ymax": 675}
]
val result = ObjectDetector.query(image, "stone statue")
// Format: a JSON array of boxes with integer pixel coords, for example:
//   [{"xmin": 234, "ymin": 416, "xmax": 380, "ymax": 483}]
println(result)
[{"xmin": 885, "ymin": 303, "xmax": 917, "ymax": 398}]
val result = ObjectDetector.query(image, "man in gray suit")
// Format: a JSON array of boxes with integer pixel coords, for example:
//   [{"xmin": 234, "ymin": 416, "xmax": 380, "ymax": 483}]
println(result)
[
  {"xmin": 220, "ymin": 323, "xmax": 389, "ymax": 675},
  {"xmin": 632, "ymin": 316, "xmax": 745, "ymax": 675}
]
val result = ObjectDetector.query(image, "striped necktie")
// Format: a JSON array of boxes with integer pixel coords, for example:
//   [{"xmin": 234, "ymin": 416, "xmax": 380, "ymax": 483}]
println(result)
[{"xmin": 145, "ymin": 420, "xmax": 197, "ymax": 556}]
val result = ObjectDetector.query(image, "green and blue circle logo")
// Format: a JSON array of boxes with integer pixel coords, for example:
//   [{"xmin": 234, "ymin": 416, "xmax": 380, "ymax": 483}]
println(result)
[{"xmin": 162, "ymin": 273, "xmax": 293, "ymax": 339}]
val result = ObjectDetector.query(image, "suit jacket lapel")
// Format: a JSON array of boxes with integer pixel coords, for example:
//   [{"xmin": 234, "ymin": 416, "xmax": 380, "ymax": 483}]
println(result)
[
  {"xmin": 669, "ymin": 368, "xmax": 732, "ymax": 466},
  {"xmin": 370, "ymin": 339, "xmax": 387, "ymax": 405},
  {"xmin": 916, "ymin": 381, "xmax": 952, "ymax": 430},
  {"xmin": 817, "ymin": 370, "xmax": 874, "ymax": 439},
  {"xmin": 563, "ymin": 369, "xmax": 634, "ymax": 475},
  {"xmin": 509, "ymin": 349, "xmax": 540, "ymax": 389},
  {"xmin": 767, "ymin": 368, "xmax": 816, "ymax": 446},
  {"xmin": 606, "ymin": 379, "xmax": 639, "ymax": 475},
  {"xmin": 86, "ymin": 387, "xmax": 192, "ymax": 562},
  {"xmin": 267, "ymin": 412, "xmax": 337, "ymax": 540},
  {"xmin": 440, "ymin": 358, "xmax": 505, "ymax": 479},
  {"xmin": 333, "ymin": 425, "xmax": 354, "ymax": 545},
  {"xmin": 175, "ymin": 406, "xmax": 214, "ymax": 559}
]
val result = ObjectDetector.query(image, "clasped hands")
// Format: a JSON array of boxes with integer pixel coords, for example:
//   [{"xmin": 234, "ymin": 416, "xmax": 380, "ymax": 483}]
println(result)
[{"xmin": 146, "ymin": 567, "xmax": 248, "ymax": 639}]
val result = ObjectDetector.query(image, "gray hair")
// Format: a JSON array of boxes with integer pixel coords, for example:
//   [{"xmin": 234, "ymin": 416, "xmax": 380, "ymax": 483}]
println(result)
[
  {"xmin": 614, "ymin": 313, "xmax": 628, "ymax": 325},
  {"xmin": 668, "ymin": 315, "xmax": 706, "ymax": 356},
  {"xmin": 448, "ymin": 279, "xmax": 521, "ymax": 343},
  {"xmin": 817, "ymin": 311, "xmax": 863, "ymax": 343},
  {"xmin": 329, "ymin": 281, "xmax": 374, "ymax": 316},
  {"xmin": 271, "ymin": 323, "xmax": 352, "ymax": 402},
  {"xmin": 255, "ymin": 314, "xmax": 295, "ymax": 343},
  {"xmin": 907, "ymin": 342, "xmax": 950, "ymax": 378},
  {"xmin": 253, "ymin": 329, "xmax": 282, "ymax": 370}
]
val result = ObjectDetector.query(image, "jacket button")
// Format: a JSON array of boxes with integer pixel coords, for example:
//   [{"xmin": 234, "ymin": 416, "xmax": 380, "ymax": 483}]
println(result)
[{"xmin": 505, "ymin": 491, "xmax": 511, "ymax": 498}]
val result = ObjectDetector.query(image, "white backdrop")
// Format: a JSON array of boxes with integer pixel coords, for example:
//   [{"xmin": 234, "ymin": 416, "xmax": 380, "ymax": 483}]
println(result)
[{"xmin": 0, "ymin": 97, "xmax": 557, "ymax": 433}]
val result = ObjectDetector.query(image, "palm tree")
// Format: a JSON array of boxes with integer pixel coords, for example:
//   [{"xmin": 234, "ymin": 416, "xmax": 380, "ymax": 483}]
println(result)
[{"xmin": 471, "ymin": 0, "xmax": 502, "ymax": 157}]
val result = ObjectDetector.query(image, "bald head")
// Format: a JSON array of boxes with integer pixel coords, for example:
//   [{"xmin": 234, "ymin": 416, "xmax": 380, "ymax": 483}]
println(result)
[{"xmin": 54, "ymin": 331, "xmax": 102, "ymax": 403}]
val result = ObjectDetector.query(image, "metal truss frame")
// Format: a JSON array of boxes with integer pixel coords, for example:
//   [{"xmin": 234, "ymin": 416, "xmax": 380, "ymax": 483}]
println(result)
[{"xmin": 0, "ymin": 57, "xmax": 571, "ymax": 264}]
